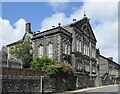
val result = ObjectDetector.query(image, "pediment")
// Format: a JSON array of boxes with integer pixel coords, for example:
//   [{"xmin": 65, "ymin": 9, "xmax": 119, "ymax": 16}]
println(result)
[{"xmin": 71, "ymin": 17, "xmax": 97, "ymax": 42}]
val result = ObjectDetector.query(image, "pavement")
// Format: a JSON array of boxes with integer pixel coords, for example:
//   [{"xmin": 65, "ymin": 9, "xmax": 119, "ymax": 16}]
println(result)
[{"xmin": 54, "ymin": 84, "xmax": 119, "ymax": 94}]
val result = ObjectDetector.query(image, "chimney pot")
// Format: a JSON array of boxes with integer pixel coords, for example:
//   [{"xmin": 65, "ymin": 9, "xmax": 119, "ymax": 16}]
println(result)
[
  {"xmin": 108, "ymin": 57, "xmax": 113, "ymax": 61},
  {"xmin": 52, "ymin": 26, "xmax": 55, "ymax": 28},
  {"xmin": 73, "ymin": 19, "xmax": 76, "ymax": 22}
]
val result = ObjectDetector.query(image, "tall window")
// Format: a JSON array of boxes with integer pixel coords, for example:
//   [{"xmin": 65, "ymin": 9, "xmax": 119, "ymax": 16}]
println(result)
[
  {"xmin": 92, "ymin": 65, "xmax": 96, "ymax": 73},
  {"xmin": 68, "ymin": 45, "xmax": 70, "ymax": 55},
  {"xmin": 77, "ymin": 63, "xmax": 83, "ymax": 70},
  {"xmin": 84, "ymin": 44, "xmax": 85, "ymax": 55},
  {"xmin": 48, "ymin": 43, "xmax": 53, "ymax": 58},
  {"xmin": 65, "ymin": 44, "xmax": 68, "ymax": 54},
  {"xmin": 85, "ymin": 63, "xmax": 90, "ymax": 72},
  {"xmin": 63, "ymin": 40, "xmax": 71, "ymax": 55},
  {"xmin": 77, "ymin": 39, "xmax": 81, "ymax": 52},
  {"xmin": 63, "ymin": 42, "xmax": 65, "ymax": 54},
  {"xmin": 77, "ymin": 40, "xmax": 79, "ymax": 51},
  {"xmin": 92, "ymin": 46, "xmax": 96, "ymax": 58},
  {"xmin": 79, "ymin": 41, "xmax": 81, "ymax": 52},
  {"xmin": 87, "ymin": 46, "xmax": 89, "ymax": 56},
  {"xmin": 85, "ymin": 44, "xmax": 87, "ymax": 55},
  {"xmin": 38, "ymin": 45, "xmax": 43, "ymax": 58}
]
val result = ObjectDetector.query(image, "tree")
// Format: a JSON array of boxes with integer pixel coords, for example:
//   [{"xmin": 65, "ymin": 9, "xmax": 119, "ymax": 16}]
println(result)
[
  {"xmin": 10, "ymin": 41, "xmax": 32, "ymax": 68},
  {"xmin": 31, "ymin": 56, "xmax": 73, "ymax": 76},
  {"xmin": 31, "ymin": 56, "xmax": 56, "ymax": 76}
]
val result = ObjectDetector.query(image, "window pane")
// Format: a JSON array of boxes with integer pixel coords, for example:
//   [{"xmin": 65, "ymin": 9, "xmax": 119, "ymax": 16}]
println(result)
[
  {"xmin": 79, "ymin": 41, "xmax": 81, "ymax": 52},
  {"xmin": 65, "ymin": 44, "xmax": 67, "ymax": 54},
  {"xmin": 77, "ymin": 40, "xmax": 79, "ymax": 51},
  {"xmin": 68, "ymin": 45, "xmax": 70, "ymax": 55},
  {"xmin": 38, "ymin": 46, "xmax": 43, "ymax": 57},
  {"xmin": 48, "ymin": 43, "xmax": 53, "ymax": 58}
]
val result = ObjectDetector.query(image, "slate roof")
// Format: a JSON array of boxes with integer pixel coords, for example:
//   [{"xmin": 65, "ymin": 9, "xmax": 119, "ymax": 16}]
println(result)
[{"xmin": 7, "ymin": 16, "xmax": 97, "ymax": 46}]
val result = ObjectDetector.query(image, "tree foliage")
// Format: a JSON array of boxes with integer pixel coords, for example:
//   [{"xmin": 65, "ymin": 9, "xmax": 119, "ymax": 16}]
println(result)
[
  {"xmin": 31, "ymin": 56, "xmax": 56, "ymax": 76},
  {"xmin": 31, "ymin": 56, "xmax": 73, "ymax": 76},
  {"xmin": 10, "ymin": 41, "xmax": 32, "ymax": 68}
]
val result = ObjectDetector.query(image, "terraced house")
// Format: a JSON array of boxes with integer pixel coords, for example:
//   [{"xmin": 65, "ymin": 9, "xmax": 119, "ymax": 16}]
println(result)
[{"xmin": 99, "ymin": 55, "xmax": 120, "ymax": 85}]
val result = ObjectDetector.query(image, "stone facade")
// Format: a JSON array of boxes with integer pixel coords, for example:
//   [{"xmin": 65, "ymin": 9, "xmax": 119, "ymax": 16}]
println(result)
[
  {"xmin": 6, "ymin": 23, "xmax": 33, "ymax": 68},
  {"xmin": 32, "ymin": 16, "xmax": 98, "ymax": 88},
  {"xmin": 5, "ymin": 15, "xmax": 120, "ymax": 89},
  {"xmin": 0, "ymin": 46, "xmax": 8, "ymax": 67},
  {"xmin": 99, "ymin": 55, "xmax": 119, "ymax": 85},
  {"xmin": 7, "ymin": 23, "xmax": 33, "ymax": 60}
]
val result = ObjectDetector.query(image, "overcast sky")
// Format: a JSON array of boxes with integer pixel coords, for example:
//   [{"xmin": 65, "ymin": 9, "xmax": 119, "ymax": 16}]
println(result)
[{"xmin": 0, "ymin": 1, "xmax": 119, "ymax": 62}]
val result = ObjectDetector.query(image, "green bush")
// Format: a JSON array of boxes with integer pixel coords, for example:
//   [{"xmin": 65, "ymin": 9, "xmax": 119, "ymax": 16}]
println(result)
[
  {"xmin": 31, "ymin": 56, "xmax": 73, "ymax": 76},
  {"xmin": 31, "ymin": 56, "xmax": 56, "ymax": 76}
]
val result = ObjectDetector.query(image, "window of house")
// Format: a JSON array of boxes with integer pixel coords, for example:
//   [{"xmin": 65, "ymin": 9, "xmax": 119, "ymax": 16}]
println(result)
[
  {"xmin": 77, "ymin": 39, "xmax": 79, "ymax": 52},
  {"xmin": 77, "ymin": 39, "xmax": 81, "ymax": 52},
  {"xmin": 38, "ymin": 45, "xmax": 43, "ymax": 58},
  {"xmin": 92, "ymin": 65, "xmax": 96, "ymax": 72},
  {"xmin": 63, "ymin": 40, "xmax": 71, "ymax": 55},
  {"xmin": 84, "ymin": 44, "xmax": 88, "ymax": 55},
  {"xmin": 78, "ymin": 63, "xmax": 83, "ymax": 70},
  {"xmin": 92, "ymin": 45, "xmax": 96, "ymax": 58},
  {"xmin": 87, "ymin": 46, "xmax": 89, "ymax": 56},
  {"xmin": 65, "ymin": 44, "xmax": 68, "ymax": 54},
  {"xmin": 48, "ymin": 43, "xmax": 53, "ymax": 58},
  {"xmin": 85, "ymin": 64, "xmax": 90, "ymax": 71},
  {"xmin": 68, "ymin": 45, "xmax": 70, "ymax": 55},
  {"xmin": 85, "ymin": 44, "xmax": 87, "ymax": 55},
  {"xmin": 84, "ymin": 44, "xmax": 85, "ymax": 55},
  {"xmin": 79, "ymin": 41, "xmax": 81, "ymax": 52},
  {"xmin": 63, "ymin": 42, "xmax": 65, "ymax": 54}
]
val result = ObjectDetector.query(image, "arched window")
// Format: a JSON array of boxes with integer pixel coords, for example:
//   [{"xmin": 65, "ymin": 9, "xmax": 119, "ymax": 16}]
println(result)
[
  {"xmin": 48, "ymin": 42, "xmax": 53, "ymax": 58},
  {"xmin": 38, "ymin": 44, "xmax": 43, "ymax": 58},
  {"xmin": 82, "ymin": 24, "xmax": 87, "ymax": 32},
  {"xmin": 63, "ymin": 39, "xmax": 71, "ymax": 55}
]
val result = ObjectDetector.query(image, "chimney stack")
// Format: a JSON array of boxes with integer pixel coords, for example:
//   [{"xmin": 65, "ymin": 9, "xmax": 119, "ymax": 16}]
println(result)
[
  {"xmin": 108, "ymin": 57, "xmax": 113, "ymax": 61},
  {"xmin": 26, "ymin": 23, "xmax": 31, "ymax": 33}
]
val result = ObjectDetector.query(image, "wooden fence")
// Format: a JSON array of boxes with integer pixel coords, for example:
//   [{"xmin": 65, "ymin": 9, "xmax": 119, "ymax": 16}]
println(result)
[{"xmin": 1, "ymin": 67, "xmax": 42, "ymax": 76}]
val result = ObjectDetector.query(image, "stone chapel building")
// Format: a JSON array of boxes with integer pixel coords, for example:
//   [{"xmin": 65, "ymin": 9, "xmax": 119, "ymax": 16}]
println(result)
[{"xmin": 7, "ymin": 14, "xmax": 100, "ymax": 87}]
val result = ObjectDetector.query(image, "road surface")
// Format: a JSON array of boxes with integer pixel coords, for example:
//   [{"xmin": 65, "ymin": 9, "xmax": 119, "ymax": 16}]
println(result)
[
  {"xmin": 54, "ymin": 85, "xmax": 120, "ymax": 94},
  {"xmin": 86, "ymin": 84, "xmax": 119, "ymax": 94}
]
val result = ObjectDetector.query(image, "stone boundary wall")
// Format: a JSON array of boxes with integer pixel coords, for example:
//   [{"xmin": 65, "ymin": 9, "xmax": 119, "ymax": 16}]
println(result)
[
  {"xmin": 2, "ymin": 76, "xmax": 41, "ymax": 93},
  {"xmin": 1, "ymin": 68, "xmax": 97, "ymax": 93},
  {"xmin": 1, "ymin": 75, "xmax": 76, "ymax": 93}
]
